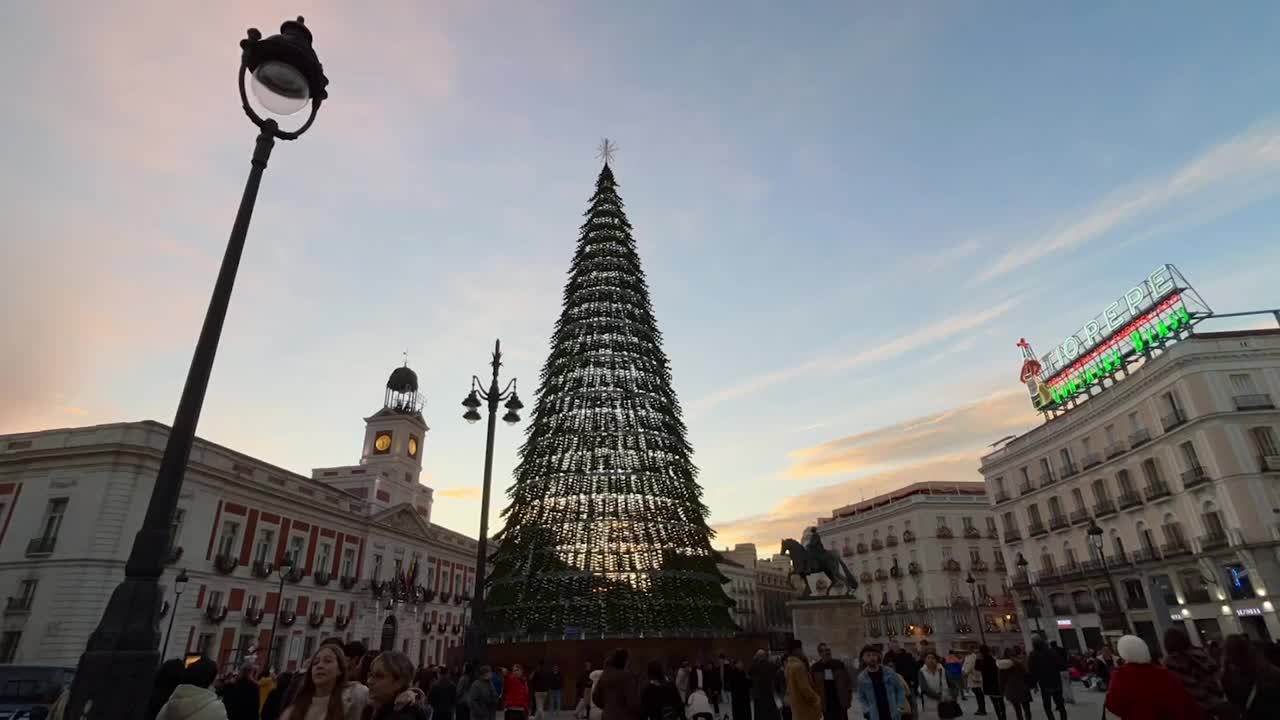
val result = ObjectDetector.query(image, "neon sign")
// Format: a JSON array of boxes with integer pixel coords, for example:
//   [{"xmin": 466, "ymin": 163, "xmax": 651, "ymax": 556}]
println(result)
[{"xmin": 1017, "ymin": 264, "xmax": 1210, "ymax": 413}]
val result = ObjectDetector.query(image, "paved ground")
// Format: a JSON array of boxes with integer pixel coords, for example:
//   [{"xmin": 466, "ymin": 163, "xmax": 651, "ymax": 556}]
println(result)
[{"xmin": 850, "ymin": 685, "xmax": 1107, "ymax": 720}]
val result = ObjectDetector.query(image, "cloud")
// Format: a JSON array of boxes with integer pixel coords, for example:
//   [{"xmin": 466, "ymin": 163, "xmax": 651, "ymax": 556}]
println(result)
[
  {"xmin": 785, "ymin": 389, "xmax": 1039, "ymax": 480},
  {"xmin": 691, "ymin": 297, "xmax": 1019, "ymax": 414},
  {"xmin": 714, "ymin": 452, "xmax": 987, "ymax": 551},
  {"xmin": 977, "ymin": 122, "xmax": 1280, "ymax": 283},
  {"xmin": 437, "ymin": 487, "xmax": 482, "ymax": 500}
]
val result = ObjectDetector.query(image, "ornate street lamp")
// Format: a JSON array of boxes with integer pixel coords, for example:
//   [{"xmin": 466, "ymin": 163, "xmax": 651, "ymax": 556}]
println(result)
[
  {"xmin": 966, "ymin": 572, "xmax": 987, "ymax": 645},
  {"xmin": 1088, "ymin": 519, "xmax": 1130, "ymax": 634},
  {"xmin": 67, "ymin": 18, "xmax": 327, "ymax": 719},
  {"xmin": 461, "ymin": 340, "xmax": 522, "ymax": 662},
  {"xmin": 265, "ymin": 558, "xmax": 295, "ymax": 671},
  {"xmin": 1016, "ymin": 553, "xmax": 1043, "ymax": 636},
  {"xmin": 159, "ymin": 569, "xmax": 189, "ymax": 664}
]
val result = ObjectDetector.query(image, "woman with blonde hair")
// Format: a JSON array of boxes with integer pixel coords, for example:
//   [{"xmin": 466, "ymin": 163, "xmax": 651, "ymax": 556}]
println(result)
[{"xmin": 281, "ymin": 645, "xmax": 368, "ymax": 720}]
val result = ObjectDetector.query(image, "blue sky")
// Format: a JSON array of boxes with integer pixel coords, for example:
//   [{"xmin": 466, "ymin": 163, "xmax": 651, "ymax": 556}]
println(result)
[{"xmin": 3, "ymin": 2, "xmax": 1280, "ymax": 551}]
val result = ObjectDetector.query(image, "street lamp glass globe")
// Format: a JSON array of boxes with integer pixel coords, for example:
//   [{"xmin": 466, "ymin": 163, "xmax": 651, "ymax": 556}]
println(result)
[
  {"xmin": 502, "ymin": 410, "xmax": 520, "ymax": 425},
  {"xmin": 251, "ymin": 60, "xmax": 311, "ymax": 116},
  {"xmin": 463, "ymin": 408, "xmax": 482, "ymax": 424}
]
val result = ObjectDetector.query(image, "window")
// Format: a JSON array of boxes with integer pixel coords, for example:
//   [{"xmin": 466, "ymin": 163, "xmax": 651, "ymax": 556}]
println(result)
[
  {"xmin": 1040, "ymin": 551, "xmax": 1055, "ymax": 572},
  {"xmin": 170, "ymin": 508, "xmax": 187, "ymax": 547},
  {"xmin": 318, "ymin": 543, "xmax": 332, "ymax": 572},
  {"xmin": 342, "ymin": 548, "xmax": 356, "ymax": 577},
  {"xmin": 1162, "ymin": 392, "xmax": 1181, "ymax": 416},
  {"xmin": 1128, "ymin": 412, "xmax": 1143, "ymax": 432},
  {"xmin": 1116, "ymin": 470, "xmax": 1135, "ymax": 494},
  {"xmin": 985, "ymin": 517, "xmax": 997, "ymax": 534},
  {"xmin": 936, "ymin": 516, "xmax": 949, "ymax": 530},
  {"xmin": 1202, "ymin": 502, "xmax": 1226, "ymax": 538},
  {"xmin": 1112, "ymin": 532, "xmax": 1126, "ymax": 559},
  {"xmin": 1027, "ymin": 504, "xmax": 1042, "ymax": 524},
  {"xmin": 1104, "ymin": 425, "xmax": 1117, "ymax": 444},
  {"xmin": 1020, "ymin": 467, "xmax": 1031, "ymax": 485},
  {"xmin": 247, "ymin": 594, "xmax": 259, "ymax": 611},
  {"xmin": 302, "ymin": 636, "xmax": 316, "ymax": 661},
  {"xmin": 286, "ymin": 535, "xmax": 305, "ymax": 567},
  {"xmin": 39, "ymin": 498, "xmax": 68, "ymax": 542},
  {"xmin": 254, "ymin": 530, "xmax": 275, "ymax": 564},
  {"xmin": 962, "ymin": 517, "xmax": 975, "ymax": 531},
  {"xmin": 1063, "ymin": 543, "xmax": 1078, "ymax": 566},
  {"xmin": 217, "ymin": 521, "xmax": 240, "ymax": 557},
  {"xmin": 1081, "ymin": 436, "xmax": 1093, "ymax": 453},
  {"xmin": 1142, "ymin": 459, "xmax": 1163, "ymax": 486},
  {"xmin": 239, "ymin": 633, "xmax": 255, "ymax": 656},
  {"xmin": 1071, "ymin": 488, "xmax": 1085, "ymax": 511},
  {"xmin": 1047, "ymin": 496, "xmax": 1063, "ymax": 517},
  {"xmin": 1002, "ymin": 511, "xmax": 1015, "ymax": 531},
  {"xmin": 281, "ymin": 597, "xmax": 294, "ymax": 614},
  {"xmin": 1180, "ymin": 442, "xmax": 1202, "ymax": 470},
  {"xmin": 1091, "ymin": 478, "xmax": 1110, "ymax": 503},
  {"xmin": 968, "ymin": 548, "xmax": 981, "ymax": 563},
  {"xmin": 1059, "ymin": 447, "xmax": 1074, "ymax": 468},
  {"xmin": 0, "ymin": 631, "xmax": 20, "ymax": 663},
  {"xmin": 1230, "ymin": 373, "xmax": 1257, "ymax": 395},
  {"xmin": 373, "ymin": 555, "xmax": 383, "ymax": 579},
  {"xmin": 1038, "ymin": 458, "xmax": 1052, "ymax": 479},
  {"xmin": 941, "ymin": 547, "xmax": 954, "ymax": 561},
  {"xmin": 14, "ymin": 579, "xmax": 37, "ymax": 609},
  {"xmin": 1250, "ymin": 427, "xmax": 1278, "ymax": 457},
  {"xmin": 1224, "ymin": 564, "xmax": 1255, "ymax": 601},
  {"xmin": 977, "ymin": 582, "xmax": 989, "ymax": 599}
]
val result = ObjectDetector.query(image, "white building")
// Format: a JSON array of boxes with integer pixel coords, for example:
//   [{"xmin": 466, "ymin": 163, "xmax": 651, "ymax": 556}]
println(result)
[
  {"xmin": 0, "ymin": 365, "xmax": 478, "ymax": 670},
  {"xmin": 981, "ymin": 329, "xmax": 1280, "ymax": 654},
  {"xmin": 813, "ymin": 482, "xmax": 1017, "ymax": 652},
  {"xmin": 716, "ymin": 545, "xmax": 760, "ymax": 633}
]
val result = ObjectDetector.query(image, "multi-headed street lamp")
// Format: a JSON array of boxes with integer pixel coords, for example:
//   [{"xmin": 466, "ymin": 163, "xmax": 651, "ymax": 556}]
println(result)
[
  {"xmin": 966, "ymin": 572, "xmax": 987, "ymax": 645},
  {"xmin": 159, "ymin": 570, "xmax": 189, "ymax": 664},
  {"xmin": 461, "ymin": 339, "xmax": 522, "ymax": 661},
  {"xmin": 1015, "ymin": 553, "xmax": 1044, "ymax": 636},
  {"xmin": 67, "ymin": 18, "xmax": 327, "ymax": 719},
  {"xmin": 1088, "ymin": 519, "xmax": 1130, "ymax": 634},
  {"xmin": 265, "ymin": 558, "xmax": 296, "ymax": 671}
]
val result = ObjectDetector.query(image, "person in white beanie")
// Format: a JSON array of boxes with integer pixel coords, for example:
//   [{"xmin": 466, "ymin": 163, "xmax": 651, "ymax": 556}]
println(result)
[{"xmin": 1103, "ymin": 635, "xmax": 1198, "ymax": 720}]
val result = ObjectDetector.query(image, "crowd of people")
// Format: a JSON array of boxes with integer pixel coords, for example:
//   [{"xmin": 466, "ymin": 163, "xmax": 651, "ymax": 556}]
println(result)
[{"xmin": 107, "ymin": 629, "xmax": 1280, "ymax": 720}]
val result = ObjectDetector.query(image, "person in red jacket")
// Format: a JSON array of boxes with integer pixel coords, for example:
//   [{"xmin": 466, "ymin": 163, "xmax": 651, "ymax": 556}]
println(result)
[
  {"xmin": 1104, "ymin": 635, "xmax": 1203, "ymax": 720},
  {"xmin": 505, "ymin": 664, "xmax": 533, "ymax": 720}
]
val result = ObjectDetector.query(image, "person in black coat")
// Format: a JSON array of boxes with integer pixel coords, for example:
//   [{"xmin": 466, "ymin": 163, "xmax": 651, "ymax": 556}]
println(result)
[
  {"xmin": 222, "ymin": 666, "xmax": 262, "ymax": 720},
  {"xmin": 703, "ymin": 660, "xmax": 723, "ymax": 715},
  {"xmin": 727, "ymin": 660, "xmax": 752, "ymax": 720},
  {"xmin": 748, "ymin": 651, "xmax": 780, "ymax": 720},
  {"xmin": 1027, "ymin": 639, "xmax": 1066, "ymax": 720},
  {"xmin": 975, "ymin": 646, "xmax": 1004, "ymax": 720},
  {"xmin": 430, "ymin": 668, "xmax": 460, "ymax": 720}
]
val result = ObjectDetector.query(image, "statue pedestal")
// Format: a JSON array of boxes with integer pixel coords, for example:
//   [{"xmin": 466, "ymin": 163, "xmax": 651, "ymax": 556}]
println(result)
[{"xmin": 789, "ymin": 596, "xmax": 865, "ymax": 662}]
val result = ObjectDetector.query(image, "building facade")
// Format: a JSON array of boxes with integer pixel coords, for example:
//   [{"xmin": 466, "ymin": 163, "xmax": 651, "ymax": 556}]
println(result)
[
  {"xmin": 814, "ymin": 482, "xmax": 1018, "ymax": 652},
  {"xmin": 0, "ymin": 366, "xmax": 478, "ymax": 670},
  {"xmin": 981, "ymin": 329, "xmax": 1280, "ymax": 654},
  {"xmin": 714, "ymin": 543, "xmax": 797, "ymax": 648}
]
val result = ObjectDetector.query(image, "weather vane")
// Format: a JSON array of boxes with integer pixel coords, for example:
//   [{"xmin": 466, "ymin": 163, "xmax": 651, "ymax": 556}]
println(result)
[
  {"xmin": 597, "ymin": 138, "xmax": 617, "ymax": 165},
  {"xmin": 402, "ymin": 349, "xmax": 409, "ymax": 367}
]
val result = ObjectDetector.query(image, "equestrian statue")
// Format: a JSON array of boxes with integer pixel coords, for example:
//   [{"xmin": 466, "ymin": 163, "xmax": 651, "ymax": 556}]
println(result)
[{"xmin": 780, "ymin": 526, "xmax": 858, "ymax": 597}]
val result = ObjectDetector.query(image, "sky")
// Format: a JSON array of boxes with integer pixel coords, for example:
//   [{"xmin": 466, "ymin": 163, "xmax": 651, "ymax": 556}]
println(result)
[{"xmin": 4, "ymin": 2, "xmax": 1280, "ymax": 555}]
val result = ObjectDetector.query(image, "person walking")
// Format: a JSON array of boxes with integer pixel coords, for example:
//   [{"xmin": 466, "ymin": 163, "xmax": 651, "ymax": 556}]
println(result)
[
  {"xmin": 456, "ymin": 665, "xmax": 475, "ymax": 720},
  {"xmin": 533, "ymin": 661, "xmax": 554, "ymax": 720},
  {"xmin": 1220, "ymin": 635, "xmax": 1280, "ymax": 720},
  {"xmin": 784, "ymin": 641, "xmax": 822, "ymax": 720},
  {"xmin": 1103, "ymin": 635, "xmax": 1201, "ymax": 720},
  {"xmin": 224, "ymin": 665, "xmax": 262, "ymax": 720},
  {"xmin": 640, "ymin": 661, "xmax": 685, "ymax": 720},
  {"xmin": 1162, "ymin": 628, "xmax": 1227, "ymax": 718},
  {"xmin": 280, "ymin": 645, "xmax": 364, "ymax": 720},
  {"xmin": 1046, "ymin": 643, "xmax": 1072, "ymax": 705},
  {"xmin": 704, "ymin": 661, "xmax": 724, "ymax": 719},
  {"xmin": 975, "ymin": 646, "xmax": 1004, "ymax": 720},
  {"xmin": 917, "ymin": 652, "xmax": 960, "ymax": 720},
  {"xmin": 506, "ymin": 665, "xmax": 534, "ymax": 720},
  {"xmin": 728, "ymin": 660, "xmax": 752, "ymax": 720},
  {"xmin": 593, "ymin": 649, "xmax": 641, "ymax": 720},
  {"xmin": 158, "ymin": 658, "xmax": 230, "ymax": 720},
  {"xmin": 365, "ymin": 652, "xmax": 430, "ymax": 720},
  {"xmin": 996, "ymin": 651, "xmax": 1030, "ymax": 720},
  {"xmin": 550, "ymin": 665, "xmax": 564, "ymax": 719},
  {"xmin": 748, "ymin": 651, "xmax": 781, "ymax": 720},
  {"xmin": 855, "ymin": 646, "xmax": 907, "ymax": 720},
  {"xmin": 1027, "ymin": 639, "xmax": 1066, "ymax": 720},
  {"xmin": 811, "ymin": 643, "xmax": 851, "ymax": 720},
  {"xmin": 429, "ymin": 667, "xmax": 460, "ymax": 720},
  {"xmin": 577, "ymin": 663, "xmax": 596, "ymax": 720},
  {"xmin": 962, "ymin": 648, "xmax": 986, "ymax": 715},
  {"xmin": 888, "ymin": 645, "xmax": 920, "ymax": 719},
  {"xmin": 675, "ymin": 663, "xmax": 691, "ymax": 705},
  {"xmin": 468, "ymin": 667, "xmax": 502, "ymax": 720}
]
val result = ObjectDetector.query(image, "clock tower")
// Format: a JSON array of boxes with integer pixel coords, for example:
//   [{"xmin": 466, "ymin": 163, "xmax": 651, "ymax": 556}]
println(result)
[{"xmin": 312, "ymin": 362, "xmax": 434, "ymax": 519}]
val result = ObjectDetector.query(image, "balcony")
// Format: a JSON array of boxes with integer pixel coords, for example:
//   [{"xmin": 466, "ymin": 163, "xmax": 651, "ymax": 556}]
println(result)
[
  {"xmin": 1234, "ymin": 393, "xmax": 1275, "ymax": 411},
  {"xmin": 1003, "ymin": 527, "xmax": 1021, "ymax": 543},
  {"xmin": 1082, "ymin": 453, "xmax": 1102, "ymax": 470},
  {"xmin": 943, "ymin": 558, "xmax": 962, "ymax": 573},
  {"xmin": 1018, "ymin": 480, "xmax": 1035, "ymax": 495},
  {"xmin": 1131, "ymin": 547, "xmax": 1162, "ymax": 565},
  {"xmin": 1012, "ymin": 571, "xmax": 1031, "ymax": 588},
  {"xmin": 856, "ymin": 543, "xmax": 868, "ymax": 554},
  {"xmin": 971, "ymin": 559, "xmax": 989, "ymax": 572},
  {"xmin": 1038, "ymin": 567, "xmax": 1059, "ymax": 584},
  {"xmin": 871, "ymin": 539, "xmax": 884, "ymax": 551},
  {"xmin": 1144, "ymin": 481, "xmax": 1172, "ymax": 501},
  {"xmin": 1069, "ymin": 508, "xmax": 1091, "ymax": 525},
  {"xmin": 874, "ymin": 569, "xmax": 888, "ymax": 581},
  {"xmin": 908, "ymin": 562, "xmax": 921, "ymax": 576},
  {"xmin": 1027, "ymin": 521, "xmax": 1048, "ymax": 537},
  {"xmin": 886, "ymin": 535, "xmax": 899, "ymax": 547},
  {"xmin": 25, "ymin": 536, "xmax": 56, "ymax": 557},
  {"xmin": 1093, "ymin": 499, "xmax": 1118, "ymax": 518},
  {"xmin": 1060, "ymin": 461, "xmax": 1080, "ymax": 479},
  {"xmin": 987, "ymin": 527, "xmax": 1000, "ymax": 540},
  {"xmin": 1161, "ymin": 539, "xmax": 1191, "ymax": 558},
  {"xmin": 903, "ymin": 530, "xmax": 916, "ymax": 543},
  {"xmin": 1049, "ymin": 514, "xmax": 1069, "ymax": 531},
  {"xmin": 1105, "ymin": 442, "xmax": 1127, "ymax": 460},
  {"xmin": 251, "ymin": 560, "xmax": 274, "ymax": 579},
  {"xmin": 1262, "ymin": 455, "xmax": 1280, "ymax": 472},
  {"xmin": 963, "ymin": 527, "xmax": 982, "ymax": 539},
  {"xmin": 1059, "ymin": 561, "xmax": 1083, "ymax": 580},
  {"xmin": 243, "ymin": 607, "xmax": 265, "ymax": 626},
  {"xmin": 4, "ymin": 596, "xmax": 32, "ymax": 615},
  {"xmin": 1117, "ymin": 491, "xmax": 1143, "ymax": 510},
  {"xmin": 937, "ymin": 527, "xmax": 954, "ymax": 539},
  {"xmin": 1126, "ymin": 595, "xmax": 1149, "ymax": 610},
  {"xmin": 1199, "ymin": 531, "xmax": 1230, "ymax": 552},
  {"xmin": 1130, "ymin": 428, "xmax": 1152, "ymax": 448},
  {"xmin": 314, "ymin": 570, "xmax": 332, "ymax": 587},
  {"xmin": 1180, "ymin": 466, "xmax": 1211, "ymax": 489},
  {"xmin": 1161, "ymin": 410, "xmax": 1188, "ymax": 432},
  {"xmin": 1039, "ymin": 471, "xmax": 1056, "ymax": 487},
  {"xmin": 214, "ymin": 553, "xmax": 238, "ymax": 575},
  {"xmin": 994, "ymin": 490, "xmax": 1011, "ymax": 504}
]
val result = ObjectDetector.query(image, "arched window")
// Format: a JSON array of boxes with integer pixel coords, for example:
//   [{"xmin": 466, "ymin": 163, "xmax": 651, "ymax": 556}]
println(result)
[
  {"xmin": 1136, "ymin": 521, "xmax": 1156, "ymax": 553},
  {"xmin": 1091, "ymin": 478, "xmax": 1111, "ymax": 503},
  {"xmin": 1201, "ymin": 500, "xmax": 1227, "ymax": 541},
  {"xmin": 1039, "ymin": 547, "xmax": 1056, "ymax": 572},
  {"xmin": 1142, "ymin": 458, "xmax": 1162, "ymax": 486},
  {"xmin": 1162, "ymin": 512, "xmax": 1186, "ymax": 549},
  {"xmin": 1116, "ymin": 469, "xmax": 1135, "ymax": 495}
]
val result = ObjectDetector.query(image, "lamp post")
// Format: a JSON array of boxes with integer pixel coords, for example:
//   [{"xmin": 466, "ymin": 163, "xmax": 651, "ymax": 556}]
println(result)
[
  {"xmin": 1088, "ymin": 519, "xmax": 1130, "ymax": 634},
  {"xmin": 265, "ymin": 558, "xmax": 295, "ymax": 671},
  {"xmin": 966, "ymin": 572, "xmax": 987, "ymax": 645},
  {"xmin": 1016, "ymin": 553, "xmax": 1043, "ymax": 636},
  {"xmin": 461, "ymin": 339, "xmax": 522, "ymax": 662},
  {"xmin": 66, "ymin": 19, "xmax": 327, "ymax": 719},
  {"xmin": 159, "ymin": 569, "xmax": 189, "ymax": 664}
]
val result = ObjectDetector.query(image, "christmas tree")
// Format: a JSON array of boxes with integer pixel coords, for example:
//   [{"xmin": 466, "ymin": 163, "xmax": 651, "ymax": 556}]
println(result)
[{"xmin": 486, "ymin": 152, "xmax": 735, "ymax": 638}]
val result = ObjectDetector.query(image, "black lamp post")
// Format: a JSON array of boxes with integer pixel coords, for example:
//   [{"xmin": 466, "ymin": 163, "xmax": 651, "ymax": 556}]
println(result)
[
  {"xmin": 461, "ymin": 339, "xmax": 522, "ymax": 662},
  {"xmin": 265, "ymin": 558, "xmax": 295, "ymax": 671},
  {"xmin": 1088, "ymin": 519, "xmax": 1130, "ymax": 634},
  {"xmin": 66, "ymin": 18, "xmax": 327, "ymax": 719},
  {"xmin": 159, "ymin": 569, "xmax": 189, "ymax": 664},
  {"xmin": 966, "ymin": 572, "xmax": 987, "ymax": 645},
  {"xmin": 1016, "ymin": 553, "xmax": 1043, "ymax": 636}
]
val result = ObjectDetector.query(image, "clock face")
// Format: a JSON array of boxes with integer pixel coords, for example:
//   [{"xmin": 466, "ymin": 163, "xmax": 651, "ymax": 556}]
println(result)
[
  {"xmin": 374, "ymin": 433, "xmax": 392, "ymax": 453},
  {"xmin": 408, "ymin": 437, "xmax": 419, "ymax": 457}
]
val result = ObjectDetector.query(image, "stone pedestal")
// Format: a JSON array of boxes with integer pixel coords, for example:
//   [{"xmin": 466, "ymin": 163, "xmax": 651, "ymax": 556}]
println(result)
[{"xmin": 789, "ymin": 596, "xmax": 865, "ymax": 662}]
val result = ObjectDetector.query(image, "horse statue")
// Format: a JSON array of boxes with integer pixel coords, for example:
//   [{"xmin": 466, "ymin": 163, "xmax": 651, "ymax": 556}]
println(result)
[{"xmin": 780, "ymin": 532, "xmax": 858, "ymax": 597}]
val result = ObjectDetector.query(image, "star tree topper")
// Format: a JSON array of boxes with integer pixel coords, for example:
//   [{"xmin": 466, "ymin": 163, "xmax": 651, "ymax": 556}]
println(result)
[{"xmin": 597, "ymin": 138, "xmax": 618, "ymax": 165}]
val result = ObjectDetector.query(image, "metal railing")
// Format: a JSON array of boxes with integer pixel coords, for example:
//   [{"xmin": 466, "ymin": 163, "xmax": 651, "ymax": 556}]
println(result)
[
  {"xmin": 25, "ymin": 536, "xmax": 56, "ymax": 557},
  {"xmin": 1093, "ymin": 499, "xmax": 1117, "ymax": 517},
  {"xmin": 1161, "ymin": 538, "xmax": 1191, "ymax": 557},
  {"xmin": 1082, "ymin": 453, "xmax": 1102, "ymax": 470},
  {"xmin": 1027, "ymin": 521, "xmax": 1048, "ymax": 537},
  {"xmin": 1060, "ymin": 462, "xmax": 1080, "ymax": 479},
  {"xmin": 1234, "ymin": 394, "xmax": 1275, "ymax": 411},
  {"xmin": 1105, "ymin": 442, "xmax": 1127, "ymax": 460},
  {"xmin": 1039, "ymin": 471, "xmax": 1056, "ymax": 487},
  {"xmin": 1069, "ymin": 508, "xmax": 1091, "ymax": 525},
  {"xmin": 1003, "ymin": 527, "xmax": 1021, "ymax": 543},
  {"xmin": 1199, "ymin": 532, "xmax": 1230, "ymax": 552},
  {"xmin": 1161, "ymin": 410, "xmax": 1187, "ymax": 432},
  {"xmin": 1144, "ymin": 481, "xmax": 1172, "ymax": 501},
  {"xmin": 1049, "ymin": 514, "xmax": 1069, "ymax": 531},
  {"xmin": 1131, "ymin": 547, "xmax": 1162, "ymax": 564},
  {"xmin": 1130, "ymin": 428, "xmax": 1152, "ymax": 447},
  {"xmin": 1117, "ymin": 491, "xmax": 1143, "ymax": 510},
  {"xmin": 1180, "ymin": 466, "xmax": 1211, "ymax": 489},
  {"xmin": 1018, "ymin": 480, "xmax": 1035, "ymax": 495}
]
